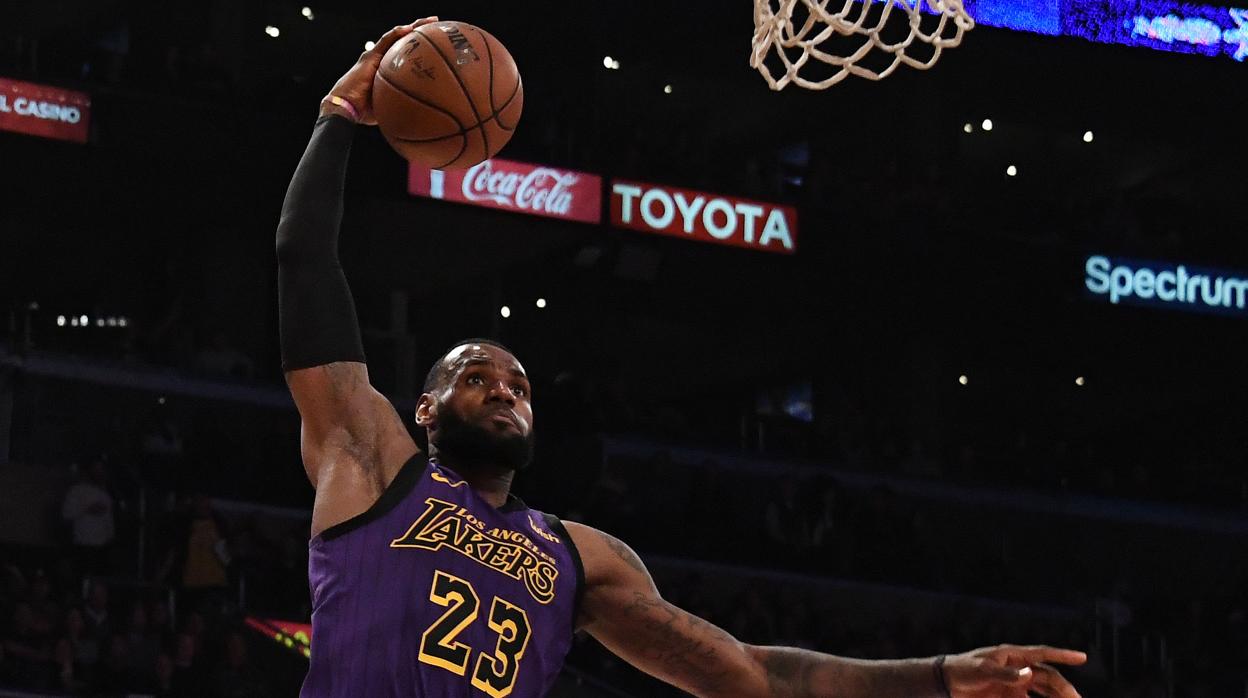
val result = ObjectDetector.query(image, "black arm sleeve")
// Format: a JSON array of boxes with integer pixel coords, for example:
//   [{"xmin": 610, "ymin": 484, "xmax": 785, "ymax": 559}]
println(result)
[{"xmin": 276, "ymin": 114, "xmax": 367, "ymax": 372}]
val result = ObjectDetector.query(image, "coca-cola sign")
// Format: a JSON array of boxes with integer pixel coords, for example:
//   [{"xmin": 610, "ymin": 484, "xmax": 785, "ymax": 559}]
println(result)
[
  {"xmin": 610, "ymin": 180, "xmax": 797, "ymax": 254},
  {"xmin": 408, "ymin": 158, "xmax": 603, "ymax": 224},
  {"xmin": 0, "ymin": 77, "xmax": 91, "ymax": 144}
]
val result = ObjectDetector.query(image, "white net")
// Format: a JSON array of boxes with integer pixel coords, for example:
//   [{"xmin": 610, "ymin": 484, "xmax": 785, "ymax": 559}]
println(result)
[{"xmin": 751, "ymin": 0, "xmax": 975, "ymax": 90}]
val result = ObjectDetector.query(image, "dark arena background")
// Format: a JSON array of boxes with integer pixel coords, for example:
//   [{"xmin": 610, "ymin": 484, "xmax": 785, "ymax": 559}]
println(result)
[{"xmin": 1, "ymin": 0, "xmax": 1246, "ymax": 696}]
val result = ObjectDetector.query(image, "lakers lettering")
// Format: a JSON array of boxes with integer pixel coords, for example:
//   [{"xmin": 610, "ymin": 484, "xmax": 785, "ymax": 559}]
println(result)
[{"xmin": 391, "ymin": 499, "xmax": 559, "ymax": 604}]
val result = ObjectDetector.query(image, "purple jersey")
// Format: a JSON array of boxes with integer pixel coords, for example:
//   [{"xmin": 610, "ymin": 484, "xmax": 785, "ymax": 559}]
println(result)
[{"xmin": 302, "ymin": 456, "xmax": 583, "ymax": 697}]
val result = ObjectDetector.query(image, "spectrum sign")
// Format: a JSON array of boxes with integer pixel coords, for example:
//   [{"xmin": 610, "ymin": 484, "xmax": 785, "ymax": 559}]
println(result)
[
  {"xmin": 1084, "ymin": 255, "xmax": 1248, "ymax": 317},
  {"xmin": 610, "ymin": 180, "xmax": 797, "ymax": 254},
  {"xmin": 408, "ymin": 158, "xmax": 603, "ymax": 224},
  {"xmin": 0, "ymin": 77, "xmax": 91, "ymax": 143}
]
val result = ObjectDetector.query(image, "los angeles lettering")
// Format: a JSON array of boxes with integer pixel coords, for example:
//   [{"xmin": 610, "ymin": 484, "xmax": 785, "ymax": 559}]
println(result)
[{"xmin": 391, "ymin": 498, "xmax": 559, "ymax": 604}]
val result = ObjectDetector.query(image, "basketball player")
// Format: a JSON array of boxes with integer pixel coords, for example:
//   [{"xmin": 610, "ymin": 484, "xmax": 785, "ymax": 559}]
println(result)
[{"xmin": 277, "ymin": 18, "xmax": 1089, "ymax": 698}]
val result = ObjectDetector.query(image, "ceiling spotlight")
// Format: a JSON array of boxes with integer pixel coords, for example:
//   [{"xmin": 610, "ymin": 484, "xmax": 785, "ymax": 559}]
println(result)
[
  {"xmin": 1075, "ymin": 376, "xmax": 1085, "ymax": 386},
  {"xmin": 535, "ymin": 298, "xmax": 547, "ymax": 309},
  {"xmin": 118, "ymin": 317, "xmax": 129, "ymax": 328},
  {"xmin": 95, "ymin": 318, "xmax": 105, "ymax": 327},
  {"xmin": 958, "ymin": 375, "xmax": 969, "ymax": 386},
  {"xmin": 56, "ymin": 315, "xmax": 66, "ymax": 327},
  {"xmin": 981, "ymin": 118, "xmax": 993, "ymax": 131},
  {"xmin": 1083, "ymin": 130, "xmax": 1094, "ymax": 143},
  {"xmin": 603, "ymin": 56, "xmax": 614, "ymax": 69},
  {"xmin": 1006, "ymin": 165, "xmax": 1018, "ymax": 177},
  {"xmin": 500, "ymin": 306, "xmax": 511, "ymax": 318},
  {"xmin": 79, "ymin": 314, "xmax": 88, "ymax": 326},
  {"xmin": 301, "ymin": 6, "xmax": 314, "ymax": 20},
  {"xmin": 364, "ymin": 40, "xmax": 376, "ymax": 50},
  {"xmin": 663, "ymin": 84, "xmax": 673, "ymax": 94},
  {"xmin": 265, "ymin": 25, "xmax": 281, "ymax": 38},
  {"xmin": 962, "ymin": 123, "xmax": 973, "ymax": 133}
]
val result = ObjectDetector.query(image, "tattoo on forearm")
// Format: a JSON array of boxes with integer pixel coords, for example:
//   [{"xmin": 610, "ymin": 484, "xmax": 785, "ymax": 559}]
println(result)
[
  {"xmin": 762, "ymin": 649, "xmax": 819, "ymax": 698},
  {"xmin": 622, "ymin": 591, "xmax": 734, "ymax": 695}
]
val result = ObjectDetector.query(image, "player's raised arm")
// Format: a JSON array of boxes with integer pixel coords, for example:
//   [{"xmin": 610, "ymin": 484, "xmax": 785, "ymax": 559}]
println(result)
[
  {"xmin": 563, "ymin": 521, "xmax": 1086, "ymax": 698},
  {"xmin": 276, "ymin": 20, "xmax": 438, "ymax": 532}
]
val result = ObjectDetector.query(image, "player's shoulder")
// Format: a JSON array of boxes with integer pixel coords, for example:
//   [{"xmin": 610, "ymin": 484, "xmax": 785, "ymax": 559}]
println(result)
[{"xmin": 560, "ymin": 521, "xmax": 649, "ymax": 587}]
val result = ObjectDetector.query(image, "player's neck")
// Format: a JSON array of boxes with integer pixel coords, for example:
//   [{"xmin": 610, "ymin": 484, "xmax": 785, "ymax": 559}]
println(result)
[{"xmin": 433, "ymin": 453, "xmax": 515, "ymax": 508}]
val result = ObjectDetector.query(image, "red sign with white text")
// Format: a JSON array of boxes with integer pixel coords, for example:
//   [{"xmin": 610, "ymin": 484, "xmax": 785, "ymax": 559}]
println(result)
[
  {"xmin": 409, "ymin": 158, "xmax": 603, "ymax": 224},
  {"xmin": 0, "ymin": 77, "xmax": 90, "ymax": 144},
  {"xmin": 610, "ymin": 180, "xmax": 797, "ymax": 254}
]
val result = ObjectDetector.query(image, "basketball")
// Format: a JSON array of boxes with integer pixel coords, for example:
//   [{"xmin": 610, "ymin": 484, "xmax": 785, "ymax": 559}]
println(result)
[{"xmin": 372, "ymin": 21, "xmax": 523, "ymax": 170}]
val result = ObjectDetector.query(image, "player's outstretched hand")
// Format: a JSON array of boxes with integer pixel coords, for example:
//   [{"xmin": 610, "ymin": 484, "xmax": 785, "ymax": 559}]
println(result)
[
  {"xmin": 945, "ymin": 644, "xmax": 1087, "ymax": 698},
  {"xmin": 320, "ymin": 17, "xmax": 440, "ymax": 125}
]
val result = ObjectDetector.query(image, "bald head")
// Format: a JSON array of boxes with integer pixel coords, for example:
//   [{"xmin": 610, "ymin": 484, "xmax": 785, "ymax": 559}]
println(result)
[{"xmin": 422, "ymin": 338, "xmax": 517, "ymax": 394}]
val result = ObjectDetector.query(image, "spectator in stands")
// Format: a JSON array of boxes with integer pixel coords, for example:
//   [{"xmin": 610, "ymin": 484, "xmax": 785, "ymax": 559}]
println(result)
[
  {"xmin": 160, "ymin": 495, "xmax": 231, "ymax": 608},
  {"xmin": 4, "ymin": 601, "xmax": 52, "ymax": 688},
  {"xmin": 764, "ymin": 475, "xmax": 815, "ymax": 564},
  {"xmin": 213, "ymin": 630, "xmax": 271, "ymax": 698},
  {"xmin": 810, "ymin": 477, "xmax": 852, "ymax": 575},
  {"xmin": 82, "ymin": 579, "xmax": 112, "ymax": 648},
  {"xmin": 60, "ymin": 606, "xmax": 98, "ymax": 681},
  {"xmin": 61, "ymin": 459, "xmax": 116, "ymax": 575}
]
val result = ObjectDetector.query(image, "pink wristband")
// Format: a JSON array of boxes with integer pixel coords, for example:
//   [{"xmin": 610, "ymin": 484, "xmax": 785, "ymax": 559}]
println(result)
[{"xmin": 325, "ymin": 95, "xmax": 359, "ymax": 122}]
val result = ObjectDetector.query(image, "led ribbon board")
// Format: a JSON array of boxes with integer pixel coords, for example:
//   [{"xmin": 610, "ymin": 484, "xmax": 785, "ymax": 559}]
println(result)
[
  {"xmin": 1084, "ymin": 255, "xmax": 1248, "ymax": 318},
  {"xmin": 962, "ymin": 0, "xmax": 1247, "ymax": 62}
]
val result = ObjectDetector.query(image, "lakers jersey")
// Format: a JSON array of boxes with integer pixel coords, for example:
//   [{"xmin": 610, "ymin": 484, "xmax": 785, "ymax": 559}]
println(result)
[{"xmin": 302, "ymin": 456, "xmax": 583, "ymax": 697}]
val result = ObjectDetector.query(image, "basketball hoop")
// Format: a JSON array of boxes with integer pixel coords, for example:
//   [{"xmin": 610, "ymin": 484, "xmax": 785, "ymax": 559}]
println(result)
[{"xmin": 751, "ymin": 0, "xmax": 974, "ymax": 90}]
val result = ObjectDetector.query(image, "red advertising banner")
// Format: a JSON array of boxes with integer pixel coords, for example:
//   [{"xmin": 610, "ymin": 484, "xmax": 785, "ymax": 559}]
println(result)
[
  {"xmin": 610, "ymin": 180, "xmax": 798, "ymax": 254},
  {"xmin": 0, "ymin": 77, "xmax": 91, "ymax": 144},
  {"xmin": 409, "ymin": 158, "xmax": 603, "ymax": 224}
]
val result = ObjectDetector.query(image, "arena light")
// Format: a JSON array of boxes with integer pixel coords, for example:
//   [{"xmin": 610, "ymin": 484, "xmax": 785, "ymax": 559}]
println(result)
[
  {"xmin": 1083, "ymin": 130, "xmax": 1094, "ymax": 143},
  {"xmin": 56, "ymin": 315, "xmax": 66, "ymax": 327},
  {"xmin": 118, "ymin": 317, "xmax": 129, "ymax": 327},
  {"xmin": 535, "ymin": 298, "xmax": 547, "ymax": 309},
  {"xmin": 500, "ymin": 305, "xmax": 511, "ymax": 318},
  {"xmin": 962, "ymin": 123, "xmax": 973, "ymax": 133},
  {"xmin": 958, "ymin": 374, "xmax": 969, "ymax": 385},
  {"xmin": 603, "ymin": 56, "xmax": 614, "ymax": 69},
  {"xmin": 106, "ymin": 317, "xmax": 118, "ymax": 327},
  {"xmin": 1075, "ymin": 376, "xmax": 1086, "ymax": 386},
  {"xmin": 265, "ymin": 25, "xmax": 281, "ymax": 38},
  {"xmin": 95, "ymin": 318, "xmax": 105, "ymax": 327},
  {"xmin": 301, "ymin": 6, "xmax": 314, "ymax": 20},
  {"xmin": 365, "ymin": 40, "xmax": 376, "ymax": 51},
  {"xmin": 981, "ymin": 118, "xmax": 993, "ymax": 131},
  {"xmin": 79, "ymin": 314, "xmax": 88, "ymax": 326},
  {"xmin": 1006, "ymin": 165, "xmax": 1018, "ymax": 176},
  {"xmin": 663, "ymin": 84, "xmax": 673, "ymax": 94}
]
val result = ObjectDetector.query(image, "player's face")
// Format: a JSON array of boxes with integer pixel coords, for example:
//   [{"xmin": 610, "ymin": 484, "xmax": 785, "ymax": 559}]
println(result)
[{"xmin": 423, "ymin": 344, "xmax": 535, "ymax": 470}]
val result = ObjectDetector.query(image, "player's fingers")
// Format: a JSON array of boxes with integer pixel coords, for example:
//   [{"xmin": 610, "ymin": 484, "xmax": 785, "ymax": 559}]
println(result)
[
  {"xmin": 998, "ymin": 645, "xmax": 1088, "ymax": 666},
  {"xmin": 370, "ymin": 17, "xmax": 438, "ymax": 56},
  {"xmin": 1026, "ymin": 662, "xmax": 1082, "ymax": 698}
]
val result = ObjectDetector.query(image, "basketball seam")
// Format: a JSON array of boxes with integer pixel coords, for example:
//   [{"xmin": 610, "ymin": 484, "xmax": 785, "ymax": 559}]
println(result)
[
  {"xmin": 375, "ymin": 70, "xmax": 467, "ymax": 135},
  {"xmin": 414, "ymin": 26, "xmax": 491, "ymax": 165},
  {"xmin": 482, "ymin": 32, "xmax": 523, "ymax": 130},
  {"xmin": 388, "ymin": 112, "xmax": 515, "ymax": 144}
]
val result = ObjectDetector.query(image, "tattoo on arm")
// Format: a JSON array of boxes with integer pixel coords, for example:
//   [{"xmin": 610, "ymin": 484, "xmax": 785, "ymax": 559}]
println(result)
[
  {"xmin": 621, "ymin": 591, "xmax": 734, "ymax": 695},
  {"xmin": 599, "ymin": 531, "xmax": 647, "ymax": 574},
  {"xmin": 761, "ymin": 649, "xmax": 819, "ymax": 698}
]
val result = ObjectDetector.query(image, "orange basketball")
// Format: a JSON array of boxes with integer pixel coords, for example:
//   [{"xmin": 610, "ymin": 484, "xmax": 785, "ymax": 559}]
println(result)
[{"xmin": 372, "ymin": 21, "xmax": 523, "ymax": 170}]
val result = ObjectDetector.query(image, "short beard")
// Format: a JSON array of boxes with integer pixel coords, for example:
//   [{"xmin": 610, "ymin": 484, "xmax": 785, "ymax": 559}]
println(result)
[{"xmin": 430, "ymin": 404, "xmax": 535, "ymax": 472}]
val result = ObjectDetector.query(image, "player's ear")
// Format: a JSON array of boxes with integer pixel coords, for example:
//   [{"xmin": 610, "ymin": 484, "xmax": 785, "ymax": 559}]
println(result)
[{"xmin": 415, "ymin": 393, "xmax": 437, "ymax": 427}]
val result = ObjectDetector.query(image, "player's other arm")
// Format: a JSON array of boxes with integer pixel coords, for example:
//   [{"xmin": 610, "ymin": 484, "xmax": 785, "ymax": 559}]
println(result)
[
  {"xmin": 276, "ymin": 21, "xmax": 436, "ymax": 530},
  {"xmin": 564, "ymin": 522, "xmax": 1086, "ymax": 698}
]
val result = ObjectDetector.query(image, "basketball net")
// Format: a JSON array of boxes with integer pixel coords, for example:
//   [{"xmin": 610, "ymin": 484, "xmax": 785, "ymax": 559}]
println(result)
[{"xmin": 751, "ymin": 0, "xmax": 974, "ymax": 90}]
